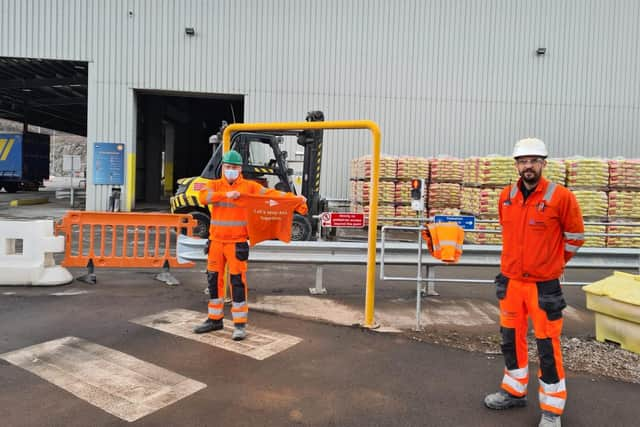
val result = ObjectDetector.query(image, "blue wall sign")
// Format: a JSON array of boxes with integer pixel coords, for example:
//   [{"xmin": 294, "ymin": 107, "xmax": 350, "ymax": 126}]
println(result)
[
  {"xmin": 93, "ymin": 142, "xmax": 125, "ymax": 185},
  {"xmin": 434, "ymin": 215, "xmax": 476, "ymax": 230}
]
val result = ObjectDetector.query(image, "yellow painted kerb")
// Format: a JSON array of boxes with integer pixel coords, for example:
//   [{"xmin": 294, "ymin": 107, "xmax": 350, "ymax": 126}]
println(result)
[{"xmin": 223, "ymin": 120, "xmax": 382, "ymax": 328}]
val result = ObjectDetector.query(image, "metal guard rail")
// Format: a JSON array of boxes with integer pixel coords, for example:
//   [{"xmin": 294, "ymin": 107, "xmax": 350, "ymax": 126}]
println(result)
[{"xmin": 177, "ymin": 235, "xmax": 639, "ymax": 270}]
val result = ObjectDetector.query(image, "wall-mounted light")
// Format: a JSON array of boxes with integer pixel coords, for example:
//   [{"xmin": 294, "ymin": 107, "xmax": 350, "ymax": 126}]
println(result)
[
  {"xmin": 536, "ymin": 47, "xmax": 547, "ymax": 56},
  {"xmin": 185, "ymin": 27, "xmax": 195, "ymax": 36}
]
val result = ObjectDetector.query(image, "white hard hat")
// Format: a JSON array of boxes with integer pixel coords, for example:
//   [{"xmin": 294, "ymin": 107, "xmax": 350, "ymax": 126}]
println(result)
[{"xmin": 513, "ymin": 138, "xmax": 548, "ymax": 158}]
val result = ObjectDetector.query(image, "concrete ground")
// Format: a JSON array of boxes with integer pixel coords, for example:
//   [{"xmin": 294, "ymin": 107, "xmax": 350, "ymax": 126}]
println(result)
[{"xmin": 1, "ymin": 196, "xmax": 639, "ymax": 426}]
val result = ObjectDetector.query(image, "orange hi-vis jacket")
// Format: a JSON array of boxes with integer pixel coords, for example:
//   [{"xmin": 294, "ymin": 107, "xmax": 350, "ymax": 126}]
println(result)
[
  {"xmin": 422, "ymin": 222, "xmax": 464, "ymax": 263},
  {"xmin": 235, "ymin": 193, "xmax": 308, "ymax": 246},
  {"xmin": 499, "ymin": 177, "xmax": 585, "ymax": 282},
  {"xmin": 198, "ymin": 175, "xmax": 306, "ymax": 242}
]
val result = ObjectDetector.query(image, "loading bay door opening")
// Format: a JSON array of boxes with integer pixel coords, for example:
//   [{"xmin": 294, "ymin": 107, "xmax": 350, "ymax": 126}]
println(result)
[{"xmin": 135, "ymin": 91, "xmax": 244, "ymax": 207}]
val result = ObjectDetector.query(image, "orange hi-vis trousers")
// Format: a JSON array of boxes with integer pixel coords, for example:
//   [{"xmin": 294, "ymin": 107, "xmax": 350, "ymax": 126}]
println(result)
[
  {"xmin": 206, "ymin": 240, "xmax": 249, "ymax": 325},
  {"xmin": 496, "ymin": 276, "xmax": 567, "ymax": 415}
]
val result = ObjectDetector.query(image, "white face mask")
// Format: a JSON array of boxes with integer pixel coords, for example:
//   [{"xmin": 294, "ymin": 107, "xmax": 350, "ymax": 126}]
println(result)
[{"xmin": 223, "ymin": 169, "xmax": 240, "ymax": 181}]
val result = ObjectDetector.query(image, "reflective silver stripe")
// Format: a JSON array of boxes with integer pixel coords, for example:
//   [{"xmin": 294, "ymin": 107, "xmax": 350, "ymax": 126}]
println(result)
[
  {"xmin": 210, "ymin": 219, "xmax": 247, "ymax": 227},
  {"xmin": 539, "ymin": 378, "xmax": 566, "ymax": 394},
  {"xmin": 232, "ymin": 301, "xmax": 248, "ymax": 310},
  {"xmin": 259, "ymin": 188, "xmax": 267, "ymax": 195},
  {"xmin": 543, "ymin": 182, "xmax": 557, "ymax": 202},
  {"xmin": 509, "ymin": 184, "xmax": 518, "ymax": 199},
  {"xmin": 539, "ymin": 393, "xmax": 565, "ymax": 411},
  {"xmin": 502, "ymin": 373, "xmax": 527, "ymax": 394},
  {"xmin": 438, "ymin": 240, "xmax": 463, "ymax": 250},
  {"xmin": 212, "ymin": 202, "xmax": 236, "ymax": 208},
  {"xmin": 565, "ymin": 243, "xmax": 580, "ymax": 253},
  {"xmin": 208, "ymin": 298, "xmax": 224, "ymax": 316},
  {"xmin": 232, "ymin": 312, "xmax": 248, "ymax": 321},
  {"xmin": 507, "ymin": 366, "xmax": 529, "ymax": 380},
  {"xmin": 278, "ymin": 191, "xmax": 286, "ymax": 196},
  {"xmin": 208, "ymin": 307, "xmax": 223, "ymax": 316},
  {"xmin": 564, "ymin": 232, "xmax": 584, "ymax": 240},
  {"xmin": 205, "ymin": 189, "xmax": 215, "ymax": 204}
]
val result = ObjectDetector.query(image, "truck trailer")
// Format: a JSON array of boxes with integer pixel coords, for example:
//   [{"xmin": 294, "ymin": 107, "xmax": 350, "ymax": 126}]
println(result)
[{"xmin": 0, "ymin": 132, "xmax": 50, "ymax": 193}]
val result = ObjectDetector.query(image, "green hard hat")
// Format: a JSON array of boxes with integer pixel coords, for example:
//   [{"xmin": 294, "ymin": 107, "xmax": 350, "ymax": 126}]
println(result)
[{"xmin": 222, "ymin": 150, "xmax": 243, "ymax": 165}]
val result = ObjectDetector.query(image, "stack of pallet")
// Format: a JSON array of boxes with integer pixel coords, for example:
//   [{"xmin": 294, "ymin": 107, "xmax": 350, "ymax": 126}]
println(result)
[
  {"xmin": 545, "ymin": 159, "xmax": 566, "ymax": 185},
  {"xmin": 460, "ymin": 187, "xmax": 501, "ymax": 217},
  {"xmin": 607, "ymin": 223, "xmax": 640, "ymax": 248},
  {"xmin": 396, "ymin": 156, "xmax": 429, "ymax": 180},
  {"xmin": 566, "ymin": 158, "xmax": 609, "ymax": 188},
  {"xmin": 466, "ymin": 221, "xmax": 502, "ymax": 245},
  {"xmin": 428, "ymin": 157, "xmax": 463, "ymax": 216}
]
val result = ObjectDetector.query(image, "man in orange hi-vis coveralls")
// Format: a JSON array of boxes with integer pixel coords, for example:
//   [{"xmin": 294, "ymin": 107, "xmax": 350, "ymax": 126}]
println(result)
[
  {"xmin": 193, "ymin": 150, "xmax": 307, "ymax": 341},
  {"xmin": 484, "ymin": 138, "xmax": 584, "ymax": 427}
]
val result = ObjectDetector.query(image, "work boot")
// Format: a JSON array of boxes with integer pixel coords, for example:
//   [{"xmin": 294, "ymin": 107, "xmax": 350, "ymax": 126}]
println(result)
[
  {"xmin": 232, "ymin": 324, "xmax": 247, "ymax": 341},
  {"xmin": 539, "ymin": 411, "xmax": 561, "ymax": 427},
  {"xmin": 484, "ymin": 390, "xmax": 527, "ymax": 410},
  {"xmin": 193, "ymin": 318, "xmax": 223, "ymax": 334}
]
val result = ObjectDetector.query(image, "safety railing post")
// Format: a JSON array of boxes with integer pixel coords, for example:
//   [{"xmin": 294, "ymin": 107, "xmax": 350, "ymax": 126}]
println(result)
[
  {"xmin": 309, "ymin": 264, "xmax": 327, "ymax": 295},
  {"xmin": 415, "ymin": 226, "xmax": 423, "ymax": 331}
]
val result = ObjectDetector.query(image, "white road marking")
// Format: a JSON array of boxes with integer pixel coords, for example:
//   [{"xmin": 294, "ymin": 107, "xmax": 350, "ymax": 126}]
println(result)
[
  {"xmin": 2, "ymin": 291, "xmax": 17, "ymax": 295},
  {"xmin": 131, "ymin": 308, "xmax": 302, "ymax": 360},
  {"xmin": 50, "ymin": 289, "xmax": 92, "ymax": 296},
  {"xmin": 0, "ymin": 337, "xmax": 206, "ymax": 422}
]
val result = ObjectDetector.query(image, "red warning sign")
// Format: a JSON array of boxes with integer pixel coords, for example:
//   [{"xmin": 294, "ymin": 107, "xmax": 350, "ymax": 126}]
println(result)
[{"xmin": 321, "ymin": 212, "xmax": 365, "ymax": 228}]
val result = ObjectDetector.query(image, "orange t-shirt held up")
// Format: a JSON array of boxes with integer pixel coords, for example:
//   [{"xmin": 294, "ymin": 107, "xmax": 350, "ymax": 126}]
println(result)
[{"xmin": 235, "ymin": 193, "xmax": 308, "ymax": 246}]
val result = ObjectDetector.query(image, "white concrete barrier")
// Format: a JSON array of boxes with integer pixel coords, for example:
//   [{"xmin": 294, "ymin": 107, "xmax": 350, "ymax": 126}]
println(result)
[{"xmin": 0, "ymin": 219, "xmax": 73, "ymax": 286}]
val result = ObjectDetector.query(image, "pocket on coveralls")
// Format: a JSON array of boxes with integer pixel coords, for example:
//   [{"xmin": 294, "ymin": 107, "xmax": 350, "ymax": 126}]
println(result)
[
  {"xmin": 235, "ymin": 242, "xmax": 250, "ymax": 261},
  {"xmin": 536, "ymin": 279, "xmax": 567, "ymax": 321},
  {"xmin": 495, "ymin": 273, "xmax": 509, "ymax": 300}
]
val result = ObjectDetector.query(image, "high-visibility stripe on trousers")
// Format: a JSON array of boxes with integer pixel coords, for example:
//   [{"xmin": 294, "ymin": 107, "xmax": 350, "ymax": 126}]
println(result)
[
  {"xmin": 497, "ymin": 277, "xmax": 567, "ymax": 415},
  {"xmin": 207, "ymin": 240, "xmax": 249, "ymax": 325}
]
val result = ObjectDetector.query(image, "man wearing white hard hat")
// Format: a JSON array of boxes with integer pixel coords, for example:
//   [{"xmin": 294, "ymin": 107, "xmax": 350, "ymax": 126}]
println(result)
[{"xmin": 484, "ymin": 138, "xmax": 585, "ymax": 427}]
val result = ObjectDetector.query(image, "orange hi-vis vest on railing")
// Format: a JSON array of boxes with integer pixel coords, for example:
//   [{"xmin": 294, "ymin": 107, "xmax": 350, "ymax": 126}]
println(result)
[{"xmin": 422, "ymin": 222, "xmax": 465, "ymax": 263}]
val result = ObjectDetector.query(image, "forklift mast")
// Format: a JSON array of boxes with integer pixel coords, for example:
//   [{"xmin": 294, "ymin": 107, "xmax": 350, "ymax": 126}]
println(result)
[{"xmin": 297, "ymin": 111, "xmax": 325, "ymax": 216}]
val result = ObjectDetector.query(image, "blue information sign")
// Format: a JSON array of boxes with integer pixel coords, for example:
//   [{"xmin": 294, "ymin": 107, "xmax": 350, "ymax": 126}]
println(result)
[
  {"xmin": 434, "ymin": 215, "xmax": 476, "ymax": 230},
  {"xmin": 93, "ymin": 143, "xmax": 125, "ymax": 185}
]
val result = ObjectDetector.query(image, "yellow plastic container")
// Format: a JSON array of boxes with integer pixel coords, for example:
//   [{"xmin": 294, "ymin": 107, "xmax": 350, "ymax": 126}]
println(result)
[{"xmin": 583, "ymin": 271, "xmax": 640, "ymax": 354}]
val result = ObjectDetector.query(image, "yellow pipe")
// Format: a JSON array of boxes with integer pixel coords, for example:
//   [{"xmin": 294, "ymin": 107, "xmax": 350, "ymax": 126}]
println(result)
[
  {"xmin": 223, "ymin": 120, "xmax": 381, "ymax": 328},
  {"xmin": 126, "ymin": 153, "xmax": 136, "ymax": 212}
]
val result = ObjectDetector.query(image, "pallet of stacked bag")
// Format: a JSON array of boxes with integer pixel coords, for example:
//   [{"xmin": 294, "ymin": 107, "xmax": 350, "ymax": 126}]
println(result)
[
  {"xmin": 566, "ymin": 157, "xmax": 609, "ymax": 189},
  {"xmin": 396, "ymin": 156, "xmax": 429, "ymax": 181},
  {"xmin": 476, "ymin": 156, "xmax": 518, "ymax": 187},
  {"xmin": 430, "ymin": 156, "xmax": 464, "ymax": 183},
  {"xmin": 428, "ymin": 182, "xmax": 461, "ymax": 209},
  {"xmin": 428, "ymin": 207, "xmax": 461, "ymax": 217},
  {"xmin": 609, "ymin": 159, "xmax": 640, "ymax": 189},
  {"xmin": 583, "ymin": 224, "xmax": 607, "ymax": 248},
  {"xmin": 572, "ymin": 190, "xmax": 609, "ymax": 219},
  {"xmin": 359, "ymin": 154, "xmax": 398, "ymax": 180},
  {"xmin": 606, "ymin": 223, "xmax": 640, "ymax": 248},
  {"xmin": 463, "ymin": 157, "xmax": 479, "ymax": 186},
  {"xmin": 608, "ymin": 191, "xmax": 640, "ymax": 220},
  {"xmin": 544, "ymin": 159, "xmax": 566, "ymax": 185},
  {"xmin": 466, "ymin": 220, "xmax": 502, "ymax": 245},
  {"xmin": 461, "ymin": 187, "xmax": 501, "ymax": 217},
  {"xmin": 394, "ymin": 205, "xmax": 418, "ymax": 227}
]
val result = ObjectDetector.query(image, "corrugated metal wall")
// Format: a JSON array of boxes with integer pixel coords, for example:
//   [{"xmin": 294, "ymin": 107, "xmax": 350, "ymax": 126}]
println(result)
[{"xmin": 2, "ymin": 0, "xmax": 639, "ymax": 207}]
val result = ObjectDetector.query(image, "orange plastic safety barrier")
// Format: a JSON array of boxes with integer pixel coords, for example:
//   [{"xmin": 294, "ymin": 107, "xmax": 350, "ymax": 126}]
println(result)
[{"xmin": 55, "ymin": 211, "xmax": 197, "ymax": 269}]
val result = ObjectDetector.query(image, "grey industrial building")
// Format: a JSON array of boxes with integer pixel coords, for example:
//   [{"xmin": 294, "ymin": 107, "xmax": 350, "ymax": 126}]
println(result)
[{"xmin": 1, "ymin": 0, "xmax": 639, "ymax": 211}]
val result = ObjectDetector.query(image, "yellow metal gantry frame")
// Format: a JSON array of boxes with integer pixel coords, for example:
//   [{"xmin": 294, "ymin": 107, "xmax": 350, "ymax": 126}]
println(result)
[{"xmin": 223, "ymin": 120, "xmax": 381, "ymax": 328}]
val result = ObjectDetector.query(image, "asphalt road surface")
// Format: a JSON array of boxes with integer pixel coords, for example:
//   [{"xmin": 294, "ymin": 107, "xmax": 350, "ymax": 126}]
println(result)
[{"xmin": 2, "ymin": 265, "xmax": 639, "ymax": 427}]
